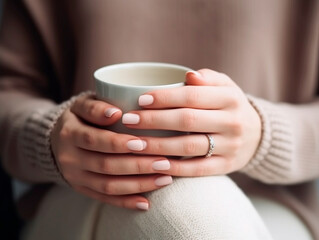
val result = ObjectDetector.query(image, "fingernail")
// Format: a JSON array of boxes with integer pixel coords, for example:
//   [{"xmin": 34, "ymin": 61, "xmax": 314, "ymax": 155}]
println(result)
[
  {"xmin": 122, "ymin": 113, "xmax": 140, "ymax": 124},
  {"xmin": 152, "ymin": 160, "xmax": 171, "ymax": 171},
  {"xmin": 155, "ymin": 176, "xmax": 173, "ymax": 186},
  {"xmin": 186, "ymin": 70, "xmax": 201, "ymax": 77},
  {"xmin": 104, "ymin": 108, "xmax": 120, "ymax": 117},
  {"xmin": 127, "ymin": 140, "xmax": 147, "ymax": 151},
  {"xmin": 136, "ymin": 202, "xmax": 149, "ymax": 210},
  {"xmin": 139, "ymin": 95, "xmax": 154, "ymax": 106}
]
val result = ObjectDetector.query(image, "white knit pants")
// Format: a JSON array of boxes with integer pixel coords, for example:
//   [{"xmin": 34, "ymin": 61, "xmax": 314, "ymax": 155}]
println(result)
[{"xmin": 22, "ymin": 176, "xmax": 312, "ymax": 240}]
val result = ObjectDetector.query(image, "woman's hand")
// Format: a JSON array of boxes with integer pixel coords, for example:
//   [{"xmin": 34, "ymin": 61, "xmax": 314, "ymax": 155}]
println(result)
[
  {"xmin": 122, "ymin": 69, "xmax": 262, "ymax": 176},
  {"xmin": 50, "ymin": 95, "xmax": 173, "ymax": 210}
]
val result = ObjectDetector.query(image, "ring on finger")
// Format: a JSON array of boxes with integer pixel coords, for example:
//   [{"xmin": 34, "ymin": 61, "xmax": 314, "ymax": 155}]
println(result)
[{"xmin": 205, "ymin": 134, "xmax": 215, "ymax": 157}]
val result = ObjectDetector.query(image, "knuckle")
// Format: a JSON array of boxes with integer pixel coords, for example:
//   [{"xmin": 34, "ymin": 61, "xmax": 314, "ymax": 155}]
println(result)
[
  {"xmin": 193, "ymin": 164, "xmax": 207, "ymax": 176},
  {"xmin": 87, "ymin": 102, "xmax": 100, "ymax": 118},
  {"xmin": 102, "ymin": 181, "xmax": 116, "ymax": 195},
  {"xmin": 82, "ymin": 131, "xmax": 95, "ymax": 147},
  {"xmin": 232, "ymin": 121, "xmax": 243, "ymax": 136},
  {"xmin": 230, "ymin": 138, "xmax": 243, "ymax": 152},
  {"xmin": 57, "ymin": 153, "xmax": 70, "ymax": 165},
  {"xmin": 109, "ymin": 134, "xmax": 122, "ymax": 152},
  {"xmin": 135, "ymin": 159, "xmax": 143, "ymax": 174},
  {"xmin": 173, "ymin": 162, "xmax": 182, "ymax": 175},
  {"xmin": 156, "ymin": 90, "xmax": 171, "ymax": 106},
  {"xmin": 59, "ymin": 125, "xmax": 72, "ymax": 141},
  {"xmin": 228, "ymin": 96, "xmax": 240, "ymax": 108},
  {"xmin": 137, "ymin": 181, "xmax": 147, "ymax": 192},
  {"xmin": 141, "ymin": 111, "xmax": 156, "ymax": 127},
  {"xmin": 152, "ymin": 140, "xmax": 162, "ymax": 153},
  {"xmin": 180, "ymin": 110, "xmax": 196, "ymax": 130},
  {"xmin": 100, "ymin": 159, "xmax": 112, "ymax": 174},
  {"xmin": 182, "ymin": 139, "xmax": 198, "ymax": 155},
  {"xmin": 185, "ymin": 87, "xmax": 200, "ymax": 106},
  {"xmin": 227, "ymin": 115, "xmax": 243, "ymax": 135},
  {"xmin": 229, "ymin": 91, "xmax": 242, "ymax": 108}
]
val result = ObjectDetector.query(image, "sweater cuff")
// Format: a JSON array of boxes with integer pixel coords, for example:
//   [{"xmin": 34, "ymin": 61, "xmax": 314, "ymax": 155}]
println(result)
[
  {"xmin": 240, "ymin": 95, "xmax": 293, "ymax": 184},
  {"xmin": 19, "ymin": 91, "xmax": 95, "ymax": 186}
]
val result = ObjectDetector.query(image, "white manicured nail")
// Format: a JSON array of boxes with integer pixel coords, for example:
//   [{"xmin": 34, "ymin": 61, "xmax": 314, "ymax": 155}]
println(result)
[
  {"xmin": 136, "ymin": 202, "xmax": 149, "ymax": 210},
  {"xmin": 122, "ymin": 113, "xmax": 140, "ymax": 124},
  {"xmin": 152, "ymin": 160, "xmax": 171, "ymax": 171},
  {"xmin": 186, "ymin": 70, "xmax": 201, "ymax": 77},
  {"xmin": 127, "ymin": 140, "xmax": 147, "ymax": 151},
  {"xmin": 155, "ymin": 176, "xmax": 173, "ymax": 186},
  {"xmin": 139, "ymin": 95, "xmax": 154, "ymax": 106},
  {"xmin": 104, "ymin": 108, "xmax": 120, "ymax": 117}
]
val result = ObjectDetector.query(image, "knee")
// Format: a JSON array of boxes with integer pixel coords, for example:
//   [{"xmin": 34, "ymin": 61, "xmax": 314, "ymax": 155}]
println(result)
[
  {"xmin": 96, "ymin": 176, "xmax": 271, "ymax": 240},
  {"xmin": 144, "ymin": 176, "xmax": 271, "ymax": 239}
]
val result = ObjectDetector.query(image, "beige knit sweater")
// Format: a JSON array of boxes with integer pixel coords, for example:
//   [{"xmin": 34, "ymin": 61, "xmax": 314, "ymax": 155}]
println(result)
[{"xmin": 0, "ymin": 0, "xmax": 318, "ymax": 238}]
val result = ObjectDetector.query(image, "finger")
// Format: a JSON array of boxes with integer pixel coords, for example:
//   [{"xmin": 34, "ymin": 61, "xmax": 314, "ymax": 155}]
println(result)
[
  {"xmin": 138, "ymin": 86, "xmax": 237, "ymax": 109},
  {"xmin": 71, "ymin": 95, "xmax": 122, "ymax": 126},
  {"xmin": 74, "ymin": 186, "xmax": 150, "ymax": 210},
  {"xmin": 185, "ymin": 69, "xmax": 236, "ymax": 87},
  {"xmin": 74, "ymin": 150, "xmax": 169, "ymax": 175},
  {"xmin": 64, "ymin": 115, "xmax": 145, "ymax": 153},
  {"xmin": 139, "ymin": 134, "xmax": 224, "ymax": 157},
  {"xmin": 123, "ymin": 109, "xmax": 230, "ymax": 133},
  {"xmin": 167, "ymin": 155, "xmax": 234, "ymax": 176},
  {"xmin": 78, "ymin": 172, "xmax": 173, "ymax": 196}
]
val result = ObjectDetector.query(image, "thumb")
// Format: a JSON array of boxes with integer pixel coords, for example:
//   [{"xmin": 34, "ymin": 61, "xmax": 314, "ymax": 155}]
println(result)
[
  {"xmin": 186, "ymin": 69, "xmax": 234, "ymax": 86},
  {"xmin": 71, "ymin": 94, "xmax": 122, "ymax": 126}
]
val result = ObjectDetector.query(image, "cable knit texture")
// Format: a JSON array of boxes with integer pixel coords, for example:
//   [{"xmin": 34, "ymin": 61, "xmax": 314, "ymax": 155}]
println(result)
[
  {"xmin": 241, "ymin": 95, "xmax": 293, "ymax": 184},
  {"xmin": 19, "ymin": 92, "xmax": 94, "ymax": 186}
]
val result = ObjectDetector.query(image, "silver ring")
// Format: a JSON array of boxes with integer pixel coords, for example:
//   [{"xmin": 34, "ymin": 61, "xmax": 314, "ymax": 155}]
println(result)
[{"xmin": 205, "ymin": 134, "xmax": 215, "ymax": 157}]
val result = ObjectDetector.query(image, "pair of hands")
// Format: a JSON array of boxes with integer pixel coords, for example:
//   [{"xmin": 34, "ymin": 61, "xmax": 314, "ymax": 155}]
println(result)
[{"xmin": 51, "ymin": 69, "xmax": 262, "ymax": 210}]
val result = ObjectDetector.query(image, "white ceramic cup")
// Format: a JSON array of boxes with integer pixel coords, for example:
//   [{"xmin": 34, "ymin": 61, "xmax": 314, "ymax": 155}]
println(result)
[{"xmin": 95, "ymin": 62, "xmax": 192, "ymax": 136}]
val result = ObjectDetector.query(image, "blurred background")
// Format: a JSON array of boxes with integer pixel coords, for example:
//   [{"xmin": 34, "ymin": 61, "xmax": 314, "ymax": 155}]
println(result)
[{"xmin": 0, "ymin": 1, "xmax": 22, "ymax": 239}]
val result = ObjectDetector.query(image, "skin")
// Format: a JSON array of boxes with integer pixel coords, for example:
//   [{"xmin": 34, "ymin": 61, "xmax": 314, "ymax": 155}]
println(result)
[{"xmin": 51, "ymin": 69, "xmax": 262, "ymax": 210}]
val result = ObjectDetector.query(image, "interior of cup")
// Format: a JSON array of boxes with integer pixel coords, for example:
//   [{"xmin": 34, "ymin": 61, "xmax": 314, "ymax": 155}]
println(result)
[{"xmin": 94, "ymin": 62, "xmax": 191, "ymax": 87}]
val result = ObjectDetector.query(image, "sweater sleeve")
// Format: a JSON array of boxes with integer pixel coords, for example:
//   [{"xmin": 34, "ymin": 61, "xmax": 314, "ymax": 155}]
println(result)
[
  {"xmin": 17, "ymin": 92, "xmax": 93, "ymax": 185},
  {"xmin": 241, "ymin": 95, "xmax": 319, "ymax": 185},
  {"xmin": 0, "ymin": 0, "xmax": 74, "ymax": 185},
  {"xmin": 18, "ymin": 98, "xmax": 73, "ymax": 185}
]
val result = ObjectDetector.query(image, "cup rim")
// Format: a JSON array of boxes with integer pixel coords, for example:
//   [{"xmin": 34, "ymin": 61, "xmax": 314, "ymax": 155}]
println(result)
[{"xmin": 94, "ymin": 62, "xmax": 192, "ymax": 89}]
